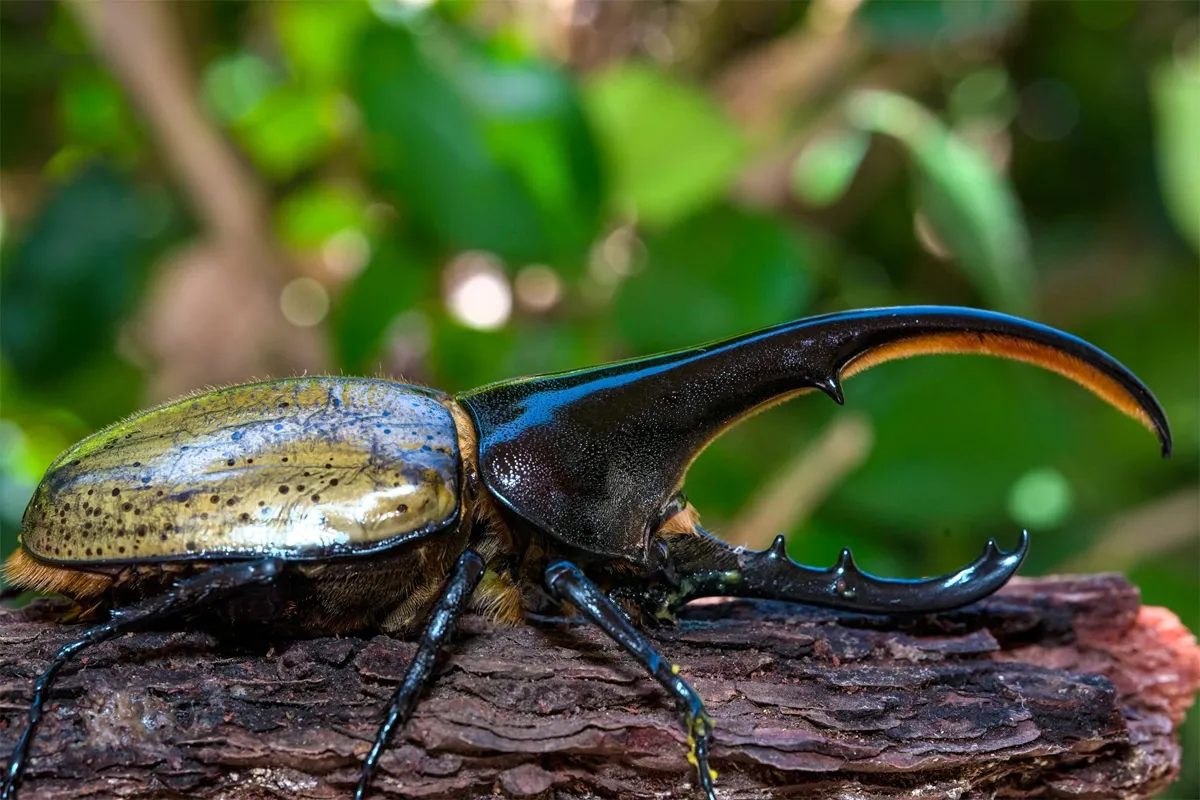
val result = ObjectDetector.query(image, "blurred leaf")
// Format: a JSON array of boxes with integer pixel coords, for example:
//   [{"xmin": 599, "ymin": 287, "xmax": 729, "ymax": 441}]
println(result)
[
  {"xmin": 859, "ymin": 0, "xmax": 1022, "ymax": 45},
  {"xmin": 584, "ymin": 63, "xmax": 745, "ymax": 227},
  {"xmin": 428, "ymin": 317, "xmax": 517, "ymax": 392},
  {"xmin": 234, "ymin": 87, "xmax": 343, "ymax": 180},
  {"xmin": 354, "ymin": 23, "xmax": 602, "ymax": 265},
  {"xmin": 274, "ymin": 0, "xmax": 371, "ymax": 87},
  {"xmin": 334, "ymin": 240, "xmax": 432, "ymax": 372},
  {"xmin": 790, "ymin": 129, "xmax": 870, "ymax": 207},
  {"xmin": 0, "ymin": 164, "xmax": 154, "ymax": 384},
  {"xmin": 58, "ymin": 68, "xmax": 141, "ymax": 159},
  {"xmin": 275, "ymin": 183, "xmax": 369, "ymax": 250},
  {"xmin": 615, "ymin": 206, "xmax": 812, "ymax": 352},
  {"xmin": 847, "ymin": 89, "xmax": 1033, "ymax": 312},
  {"xmin": 202, "ymin": 52, "xmax": 279, "ymax": 123},
  {"xmin": 1151, "ymin": 53, "xmax": 1200, "ymax": 254}
]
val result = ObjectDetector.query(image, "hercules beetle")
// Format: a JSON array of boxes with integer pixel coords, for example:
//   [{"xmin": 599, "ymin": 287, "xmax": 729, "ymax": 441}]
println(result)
[{"xmin": 1, "ymin": 306, "xmax": 1171, "ymax": 800}]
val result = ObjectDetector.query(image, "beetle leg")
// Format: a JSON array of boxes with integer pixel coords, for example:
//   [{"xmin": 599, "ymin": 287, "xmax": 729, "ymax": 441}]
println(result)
[
  {"xmin": 545, "ymin": 561, "xmax": 718, "ymax": 800},
  {"xmin": 355, "ymin": 551, "xmax": 484, "ymax": 800},
  {"xmin": 1, "ymin": 558, "xmax": 283, "ymax": 800}
]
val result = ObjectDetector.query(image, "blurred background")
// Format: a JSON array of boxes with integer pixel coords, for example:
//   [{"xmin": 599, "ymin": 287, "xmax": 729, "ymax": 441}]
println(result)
[{"xmin": 0, "ymin": 0, "xmax": 1196, "ymax": 792}]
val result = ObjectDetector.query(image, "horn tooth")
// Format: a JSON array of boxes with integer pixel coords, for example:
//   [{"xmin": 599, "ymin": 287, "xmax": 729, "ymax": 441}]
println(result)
[
  {"xmin": 768, "ymin": 534, "xmax": 789, "ymax": 558},
  {"xmin": 984, "ymin": 538, "xmax": 1001, "ymax": 559},
  {"xmin": 815, "ymin": 376, "xmax": 845, "ymax": 405},
  {"xmin": 834, "ymin": 547, "xmax": 856, "ymax": 574}
]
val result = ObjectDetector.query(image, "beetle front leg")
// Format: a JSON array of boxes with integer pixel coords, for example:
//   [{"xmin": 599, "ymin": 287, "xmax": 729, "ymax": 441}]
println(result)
[
  {"xmin": 1, "ymin": 558, "xmax": 283, "ymax": 800},
  {"xmin": 545, "ymin": 561, "xmax": 717, "ymax": 800},
  {"xmin": 355, "ymin": 550, "xmax": 484, "ymax": 800}
]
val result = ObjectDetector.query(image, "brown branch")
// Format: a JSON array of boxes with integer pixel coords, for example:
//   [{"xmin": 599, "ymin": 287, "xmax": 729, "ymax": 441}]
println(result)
[{"xmin": 2, "ymin": 574, "xmax": 1198, "ymax": 798}]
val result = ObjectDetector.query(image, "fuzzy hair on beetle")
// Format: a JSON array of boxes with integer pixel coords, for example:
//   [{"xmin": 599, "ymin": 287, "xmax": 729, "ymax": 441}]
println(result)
[{"xmin": 0, "ymin": 306, "xmax": 1172, "ymax": 800}]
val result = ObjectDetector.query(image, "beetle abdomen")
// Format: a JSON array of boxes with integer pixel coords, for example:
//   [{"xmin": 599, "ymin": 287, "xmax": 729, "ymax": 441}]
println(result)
[{"xmin": 20, "ymin": 378, "xmax": 461, "ymax": 564}]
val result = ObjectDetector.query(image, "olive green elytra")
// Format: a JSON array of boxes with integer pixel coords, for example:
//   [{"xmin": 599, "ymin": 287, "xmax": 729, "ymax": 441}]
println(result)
[{"xmin": 23, "ymin": 377, "xmax": 460, "ymax": 563}]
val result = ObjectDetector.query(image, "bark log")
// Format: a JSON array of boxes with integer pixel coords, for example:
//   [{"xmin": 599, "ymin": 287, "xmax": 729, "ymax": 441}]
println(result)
[{"xmin": 1, "ymin": 574, "xmax": 1198, "ymax": 799}]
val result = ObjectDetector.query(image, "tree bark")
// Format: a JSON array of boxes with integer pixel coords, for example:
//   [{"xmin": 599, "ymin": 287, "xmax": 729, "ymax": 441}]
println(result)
[{"xmin": 1, "ymin": 574, "xmax": 1197, "ymax": 799}]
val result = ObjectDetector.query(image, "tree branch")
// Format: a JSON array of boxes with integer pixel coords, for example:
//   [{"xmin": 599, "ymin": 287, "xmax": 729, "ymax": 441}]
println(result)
[{"xmin": 2, "ymin": 574, "xmax": 1197, "ymax": 798}]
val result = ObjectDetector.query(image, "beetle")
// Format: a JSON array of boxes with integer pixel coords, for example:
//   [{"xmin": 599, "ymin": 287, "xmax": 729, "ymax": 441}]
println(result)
[{"xmin": 0, "ymin": 306, "xmax": 1171, "ymax": 799}]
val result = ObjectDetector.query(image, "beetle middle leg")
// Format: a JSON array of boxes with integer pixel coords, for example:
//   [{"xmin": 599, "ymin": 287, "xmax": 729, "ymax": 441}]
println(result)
[
  {"xmin": 545, "ymin": 560, "xmax": 718, "ymax": 800},
  {"xmin": 355, "ymin": 550, "xmax": 484, "ymax": 800},
  {"xmin": 1, "ymin": 558, "xmax": 283, "ymax": 800}
]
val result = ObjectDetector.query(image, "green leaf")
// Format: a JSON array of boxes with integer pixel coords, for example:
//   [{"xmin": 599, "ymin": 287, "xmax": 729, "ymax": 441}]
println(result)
[
  {"xmin": 233, "ymin": 87, "xmax": 343, "ymax": 180},
  {"xmin": 353, "ymin": 24, "xmax": 602, "ymax": 264},
  {"xmin": 275, "ymin": 183, "xmax": 369, "ymax": 250},
  {"xmin": 273, "ymin": 0, "xmax": 371, "ymax": 87},
  {"xmin": 0, "ymin": 164, "xmax": 156, "ymax": 385},
  {"xmin": 859, "ymin": 0, "xmax": 1022, "ymax": 45},
  {"xmin": 790, "ymin": 129, "xmax": 870, "ymax": 207},
  {"xmin": 584, "ymin": 63, "xmax": 745, "ymax": 227},
  {"xmin": 1151, "ymin": 53, "xmax": 1200, "ymax": 254},
  {"xmin": 334, "ymin": 240, "xmax": 432, "ymax": 372},
  {"xmin": 202, "ymin": 52, "xmax": 279, "ymax": 123},
  {"xmin": 847, "ymin": 89, "xmax": 1033, "ymax": 313},
  {"xmin": 614, "ymin": 206, "xmax": 813, "ymax": 352}
]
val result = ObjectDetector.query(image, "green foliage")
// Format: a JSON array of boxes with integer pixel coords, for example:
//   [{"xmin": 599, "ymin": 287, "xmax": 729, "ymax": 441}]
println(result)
[
  {"xmin": 354, "ymin": 21, "xmax": 603, "ymax": 265},
  {"xmin": 615, "ymin": 206, "xmax": 813, "ymax": 351},
  {"xmin": 584, "ymin": 63, "xmax": 745, "ymax": 227},
  {"xmin": 847, "ymin": 89, "xmax": 1034, "ymax": 313},
  {"xmin": 0, "ymin": 165, "xmax": 162, "ymax": 385},
  {"xmin": 0, "ymin": 3, "xmax": 1196, "ymax": 792}
]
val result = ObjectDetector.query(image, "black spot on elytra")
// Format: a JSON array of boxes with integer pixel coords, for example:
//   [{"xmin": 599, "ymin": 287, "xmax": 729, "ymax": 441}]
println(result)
[
  {"xmin": 239, "ymin": 512, "xmax": 250, "ymax": 521},
  {"xmin": 136, "ymin": 526, "xmax": 147, "ymax": 537},
  {"xmin": 122, "ymin": 503, "xmax": 133, "ymax": 512},
  {"xmin": 85, "ymin": 548, "xmax": 93, "ymax": 556},
  {"xmin": 227, "ymin": 459, "xmax": 236, "ymax": 466},
  {"xmin": 329, "ymin": 478, "xmax": 339, "ymax": 486},
  {"xmin": 201, "ymin": 512, "xmax": 209, "ymax": 520},
  {"xmin": 186, "ymin": 541, "xmax": 196, "ymax": 552},
  {"xmin": 279, "ymin": 485, "xmax": 290, "ymax": 494},
  {"xmin": 258, "ymin": 500, "xmax": 265, "ymax": 506},
  {"xmin": 280, "ymin": 402, "xmax": 290, "ymax": 408},
  {"xmin": 132, "ymin": 461, "xmax": 141, "ymax": 467},
  {"xmin": 311, "ymin": 494, "xmax": 320, "ymax": 502},
  {"xmin": 118, "ymin": 546, "xmax": 126, "ymax": 554},
  {"xmin": 156, "ymin": 490, "xmax": 164, "ymax": 497},
  {"xmin": 247, "ymin": 458, "xmax": 254, "ymax": 464},
  {"xmin": 281, "ymin": 457, "xmax": 289, "ymax": 463},
  {"xmin": 226, "ymin": 498, "xmax": 237, "ymax": 506},
  {"xmin": 96, "ymin": 548, "xmax": 103, "ymax": 555},
  {"xmin": 160, "ymin": 533, "xmax": 168, "ymax": 541},
  {"xmin": 84, "ymin": 522, "xmax": 92, "ymax": 530},
  {"xmin": 210, "ymin": 495, "xmax": 220, "ymax": 504},
  {"xmin": 87, "ymin": 489, "xmax": 94, "ymax": 496},
  {"xmin": 111, "ymin": 488, "xmax": 121, "ymax": 497},
  {"xmin": 297, "ymin": 485, "xmax": 306, "ymax": 492},
  {"xmin": 397, "ymin": 504, "xmax": 408, "ymax": 513}
]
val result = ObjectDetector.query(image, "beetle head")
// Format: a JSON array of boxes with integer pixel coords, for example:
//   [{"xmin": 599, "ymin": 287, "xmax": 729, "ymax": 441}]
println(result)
[{"xmin": 459, "ymin": 306, "xmax": 1170, "ymax": 609}]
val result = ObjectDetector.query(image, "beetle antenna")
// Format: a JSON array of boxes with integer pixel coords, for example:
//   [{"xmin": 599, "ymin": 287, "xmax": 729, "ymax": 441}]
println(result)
[{"xmin": 662, "ymin": 527, "xmax": 1029, "ymax": 615}]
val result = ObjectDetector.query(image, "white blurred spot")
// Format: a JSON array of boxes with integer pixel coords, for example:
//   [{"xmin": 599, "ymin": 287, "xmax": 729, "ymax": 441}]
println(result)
[
  {"xmin": 444, "ymin": 252, "xmax": 512, "ymax": 330},
  {"xmin": 280, "ymin": 277, "xmax": 330, "ymax": 327},
  {"xmin": 515, "ymin": 265, "xmax": 563, "ymax": 313},
  {"xmin": 589, "ymin": 224, "xmax": 643, "ymax": 286},
  {"xmin": 322, "ymin": 229, "xmax": 371, "ymax": 279}
]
